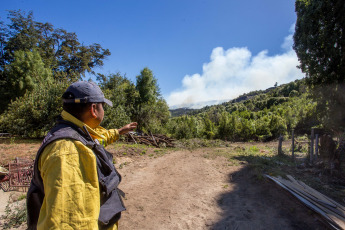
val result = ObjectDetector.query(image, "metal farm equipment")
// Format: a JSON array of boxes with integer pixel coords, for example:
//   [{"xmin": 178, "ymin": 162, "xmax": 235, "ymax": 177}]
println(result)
[{"xmin": 0, "ymin": 157, "xmax": 34, "ymax": 192}]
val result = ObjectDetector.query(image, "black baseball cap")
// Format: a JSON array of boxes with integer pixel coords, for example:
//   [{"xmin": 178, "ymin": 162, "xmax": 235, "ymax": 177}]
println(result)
[{"xmin": 62, "ymin": 81, "xmax": 113, "ymax": 107}]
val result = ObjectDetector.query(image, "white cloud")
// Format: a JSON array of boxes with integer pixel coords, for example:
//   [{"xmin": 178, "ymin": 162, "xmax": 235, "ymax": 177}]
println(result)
[
  {"xmin": 167, "ymin": 25, "xmax": 304, "ymax": 109},
  {"xmin": 281, "ymin": 24, "xmax": 295, "ymax": 51}
]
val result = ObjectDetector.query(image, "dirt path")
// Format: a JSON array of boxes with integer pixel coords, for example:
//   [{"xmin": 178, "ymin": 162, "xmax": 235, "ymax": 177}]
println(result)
[
  {"xmin": 0, "ymin": 190, "xmax": 26, "ymax": 230},
  {"xmin": 116, "ymin": 149, "xmax": 327, "ymax": 230},
  {"xmin": 0, "ymin": 190, "xmax": 11, "ymax": 215}
]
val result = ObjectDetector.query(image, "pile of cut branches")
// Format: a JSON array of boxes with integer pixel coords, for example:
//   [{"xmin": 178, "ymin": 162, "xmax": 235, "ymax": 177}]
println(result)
[{"xmin": 125, "ymin": 132, "xmax": 175, "ymax": 148}]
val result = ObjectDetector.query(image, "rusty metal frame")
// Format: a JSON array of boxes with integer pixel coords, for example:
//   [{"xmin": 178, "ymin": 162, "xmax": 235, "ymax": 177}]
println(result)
[{"xmin": 0, "ymin": 157, "xmax": 33, "ymax": 192}]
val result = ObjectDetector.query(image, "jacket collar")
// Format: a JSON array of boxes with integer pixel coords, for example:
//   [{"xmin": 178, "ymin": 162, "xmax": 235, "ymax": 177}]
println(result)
[{"xmin": 61, "ymin": 110, "xmax": 106, "ymax": 141}]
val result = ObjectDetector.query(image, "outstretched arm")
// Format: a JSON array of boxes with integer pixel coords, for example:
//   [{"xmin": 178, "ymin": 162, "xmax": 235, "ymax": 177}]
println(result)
[{"xmin": 118, "ymin": 122, "xmax": 138, "ymax": 135}]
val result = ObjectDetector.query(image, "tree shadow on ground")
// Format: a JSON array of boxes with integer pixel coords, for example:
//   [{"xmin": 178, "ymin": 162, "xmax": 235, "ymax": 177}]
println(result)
[{"xmin": 210, "ymin": 154, "xmax": 329, "ymax": 230}]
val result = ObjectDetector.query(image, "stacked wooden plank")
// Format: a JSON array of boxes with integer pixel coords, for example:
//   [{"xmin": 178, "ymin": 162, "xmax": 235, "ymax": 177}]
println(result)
[
  {"xmin": 125, "ymin": 132, "xmax": 175, "ymax": 148},
  {"xmin": 266, "ymin": 174, "xmax": 345, "ymax": 230}
]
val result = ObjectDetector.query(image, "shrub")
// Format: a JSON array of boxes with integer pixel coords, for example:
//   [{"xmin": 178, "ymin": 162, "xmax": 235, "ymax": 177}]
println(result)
[{"xmin": 0, "ymin": 80, "xmax": 68, "ymax": 137}]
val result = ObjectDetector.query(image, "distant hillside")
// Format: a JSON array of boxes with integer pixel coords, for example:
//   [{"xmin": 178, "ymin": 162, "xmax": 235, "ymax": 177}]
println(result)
[
  {"xmin": 169, "ymin": 82, "xmax": 296, "ymax": 117},
  {"xmin": 188, "ymin": 79, "xmax": 307, "ymax": 116},
  {"xmin": 227, "ymin": 87, "xmax": 276, "ymax": 103},
  {"xmin": 169, "ymin": 108, "xmax": 196, "ymax": 117},
  {"xmin": 165, "ymin": 79, "xmax": 318, "ymax": 141},
  {"xmin": 169, "ymin": 99, "xmax": 229, "ymax": 110}
]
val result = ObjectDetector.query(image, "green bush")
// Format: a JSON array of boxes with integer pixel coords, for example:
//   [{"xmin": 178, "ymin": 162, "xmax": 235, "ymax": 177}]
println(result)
[{"xmin": 0, "ymin": 80, "xmax": 68, "ymax": 137}]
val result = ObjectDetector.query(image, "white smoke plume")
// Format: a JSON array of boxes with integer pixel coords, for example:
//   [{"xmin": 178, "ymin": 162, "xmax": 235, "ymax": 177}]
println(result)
[{"xmin": 167, "ymin": 24, "xmax": 304, "ymax": 109}]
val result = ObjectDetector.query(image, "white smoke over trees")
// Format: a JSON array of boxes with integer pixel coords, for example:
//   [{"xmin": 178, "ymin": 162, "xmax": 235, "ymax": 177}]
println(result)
[{"xmin": 167, "ymin": 25, "xmax": 304, "ymax": 109}]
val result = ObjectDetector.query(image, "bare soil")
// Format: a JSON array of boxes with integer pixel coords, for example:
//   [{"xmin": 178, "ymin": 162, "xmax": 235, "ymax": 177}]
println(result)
[
  {"xmin": 114, "ymin": 148, "xmax": 327, "ymax": 230},
  {"xmin": 0, "ymin": 140, "xmax": 334, "ymax": 229}
]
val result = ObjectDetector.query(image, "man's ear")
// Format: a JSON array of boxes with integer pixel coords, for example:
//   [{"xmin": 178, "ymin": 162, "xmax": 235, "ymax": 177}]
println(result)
[{"xmin": 90, "ymin": 103, "xmax": 98, "ymax": 118}]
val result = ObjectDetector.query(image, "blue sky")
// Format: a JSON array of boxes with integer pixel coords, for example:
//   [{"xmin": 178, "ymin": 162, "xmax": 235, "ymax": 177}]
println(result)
[{"xmin": 1, "ymin": 0, "xmax": 303, "ymax": 108}]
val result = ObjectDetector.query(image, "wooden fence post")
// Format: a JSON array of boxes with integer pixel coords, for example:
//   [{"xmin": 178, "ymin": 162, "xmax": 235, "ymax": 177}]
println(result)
[
  {"xmin": 292, "ymin": 130, "xmax": 295, "ymax": 159},
  {"xmin": 315, "ymin": 134, "xmax": 319, "ymax": 161},
  {"xmin": 278, "ymin": 135, "xmax": 283, "ymax": 156},
  {"xmin": 310, "ymin": 128, "xmax": 314, "ymax": 164}
]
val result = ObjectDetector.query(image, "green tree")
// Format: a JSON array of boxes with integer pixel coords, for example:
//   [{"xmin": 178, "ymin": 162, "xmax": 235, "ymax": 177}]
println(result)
[
  {"xmin": 98, "ymin": 69, "xmax": 170, "ymax": 134},
  {"xmin": 147, "ymin": 98, "xmax": 170, "ymax": 133},
  {"xmin": 0, "ymin": 79, "xmax": 68, "ymax": 137},
  {"xmin": 201, "ymin": 115, "xmax": 215, "ymax": 139},
  {"xmin": 135, "ymin": 67, "xmax": 160, "ymax": 104},
  {"xmin": 134, "ymin": 67, "xmax": 170, "ymax": 132},
  {"xmin": 255, "ymin": 116, "xmax": 272, "ymax": 141},
  {"xmin": 1, "ymin": 10, "xmax": 110, "ymax": 80},
  {"xmin": 0, "ymin": 50, "xmax": 53, "ymax": 112},
  {"xmin": 217, "ymin": 112, "xmax": 230, "ymax": 140},
  {"xmin": 167, "ymin": 115, "xmax": 199, "ymax": 139},
  {"xmin": 294, "ymin": 0, "xmax": 345, "ymax": 131},
  {"xmin": 0, "ymin": 20, "xmax": 6, "ymax": 68},
  {"xmin": 98, "ymin": 73, "xmax": 138, "ymax": 129},
  {"xmin": 0, "ymin": 10, "xmax": 111, "ymax": 115},
  {"xmin": 269, "ymin": 115, "xmax": 287, "ymax": 138},
  {"xmin": 134, "ymin": 99, "xmax": 170, "ymax": 134}
]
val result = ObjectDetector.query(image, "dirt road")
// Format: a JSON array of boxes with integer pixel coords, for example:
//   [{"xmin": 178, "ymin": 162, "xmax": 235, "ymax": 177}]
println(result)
[
  {"xmin": 0, "ymin": 144, "xmax": 328, "ymax": 229},
  {"xmin": 116, "ymin": 149, "xmax": 327, "ymax": 230}
]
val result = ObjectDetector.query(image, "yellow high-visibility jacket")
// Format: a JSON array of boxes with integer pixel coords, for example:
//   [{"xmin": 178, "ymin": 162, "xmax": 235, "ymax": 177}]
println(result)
[{"xmin": 37, "ymin": 110, "xmax": 120, "ymax": 230}]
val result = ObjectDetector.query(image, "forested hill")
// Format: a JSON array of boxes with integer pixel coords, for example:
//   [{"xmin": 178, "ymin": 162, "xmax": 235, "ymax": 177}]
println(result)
[
  {"xmin": 165, "ymin": 79, "xmax": 319, "ymax": 141},
  {"xmin": 169, "ymin": 108, "xmax": 196, "ymax": 117},
  {"xmin": 169, "ymin": 87, "xmax": 277, "ymax": 117},
  {"xmin": 171, "ymin": 79, "xmax": 303, "ymax": 117}
]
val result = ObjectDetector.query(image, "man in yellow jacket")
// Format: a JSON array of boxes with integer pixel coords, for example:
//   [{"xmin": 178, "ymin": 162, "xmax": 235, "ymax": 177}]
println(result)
[{"xmin": 27, "ymin": 81, "xmax": 137, "ymax": 230}]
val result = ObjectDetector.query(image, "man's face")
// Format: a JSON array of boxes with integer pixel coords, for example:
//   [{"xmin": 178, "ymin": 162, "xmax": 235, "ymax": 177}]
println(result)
[{"xmin": 94, "ymin": 102, "xmax": 105, "ymax": 126}]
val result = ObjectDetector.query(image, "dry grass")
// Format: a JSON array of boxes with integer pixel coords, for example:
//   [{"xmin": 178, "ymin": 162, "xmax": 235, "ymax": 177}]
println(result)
[{"xmin": 0, "ymin": 138, "xmax": 40, "ymax": 166}]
